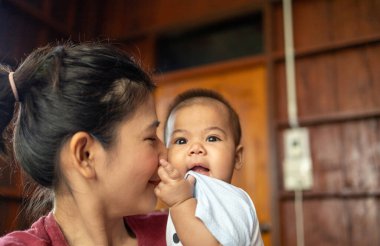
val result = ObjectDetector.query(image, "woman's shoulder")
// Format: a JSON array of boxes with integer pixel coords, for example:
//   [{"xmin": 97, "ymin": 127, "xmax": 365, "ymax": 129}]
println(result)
[{"xmin": 0, "ymin": 212, "xmax": 67, "ymax": 246}]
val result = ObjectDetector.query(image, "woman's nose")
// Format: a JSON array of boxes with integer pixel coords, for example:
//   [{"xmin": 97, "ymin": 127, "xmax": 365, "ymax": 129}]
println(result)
[{"xmin": 188, "ymin": 142, "xmax": 206, "ymax": 155}]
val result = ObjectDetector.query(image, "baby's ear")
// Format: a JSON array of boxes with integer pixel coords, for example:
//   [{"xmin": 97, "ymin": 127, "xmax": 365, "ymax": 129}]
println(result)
[{"xmin": 234, "ymin": 145, "xmax": 244, "ymax": 170}]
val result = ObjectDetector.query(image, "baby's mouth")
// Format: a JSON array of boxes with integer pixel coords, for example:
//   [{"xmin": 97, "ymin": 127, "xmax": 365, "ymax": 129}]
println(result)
[{"xmin": 190, "ymin": 165, "xmax": 210, "ymax": 176}]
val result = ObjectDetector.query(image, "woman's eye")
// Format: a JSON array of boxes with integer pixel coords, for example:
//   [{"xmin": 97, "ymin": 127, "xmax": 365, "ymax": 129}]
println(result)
[
  {"xmin": 174, "ymin": 138, "xmax": 187, "ymax": 145},
  {"xmin": 206, "ymin": 136, "xmax": 221, "ymax": 142},
  {"xmin": 145, "ymin": 136, "xmax": 157, "ymax": 142}
]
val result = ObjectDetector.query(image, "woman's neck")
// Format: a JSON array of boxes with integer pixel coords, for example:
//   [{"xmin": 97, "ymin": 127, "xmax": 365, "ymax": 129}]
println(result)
[{"xmin": 53, "ymin": 193, "xmax": 136, "ymax": 246}]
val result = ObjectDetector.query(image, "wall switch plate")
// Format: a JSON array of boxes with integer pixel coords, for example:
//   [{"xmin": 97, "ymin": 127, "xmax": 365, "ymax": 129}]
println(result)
[{"xmin": 283, "ymin": 127, "xmax": 313, "ymax": 190}]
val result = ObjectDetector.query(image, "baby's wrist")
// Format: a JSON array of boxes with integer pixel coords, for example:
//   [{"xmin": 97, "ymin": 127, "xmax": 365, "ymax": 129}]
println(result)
[{"xmin": 170, "ymin": 196, "xmax": 195, "ymax": 209}]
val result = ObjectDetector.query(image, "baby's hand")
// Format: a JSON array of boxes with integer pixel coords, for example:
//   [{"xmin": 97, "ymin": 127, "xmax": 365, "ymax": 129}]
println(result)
[{"xmin": 155, "ymin": 159, "xmax": 195, "ymax": 208}]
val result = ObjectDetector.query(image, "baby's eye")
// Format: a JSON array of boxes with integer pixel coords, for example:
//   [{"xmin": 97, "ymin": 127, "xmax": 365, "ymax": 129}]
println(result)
[
  {"xmin": 174, "ymin": 138, "xmax": 187, "ymax": 145},
  {"xmin": 206, "ymin": 136, "xmax": 221, "ymax": 142}
]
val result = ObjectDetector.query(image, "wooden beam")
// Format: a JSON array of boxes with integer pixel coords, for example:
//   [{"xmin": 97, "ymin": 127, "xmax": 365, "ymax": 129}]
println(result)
[
  {"xmin": 280, "ymin": 190, "xmax": 380, "ymax": 200},
  {"xmin": 274, "ymin": 34, "xmax": 380, "ymax": 62},
  {"xmin": 277, "ymin": 109, "xmax": 380, "ymax": 129},
  {"xmin": 154, "ymin": 55, "xmax": 266, "ymax": 84}
]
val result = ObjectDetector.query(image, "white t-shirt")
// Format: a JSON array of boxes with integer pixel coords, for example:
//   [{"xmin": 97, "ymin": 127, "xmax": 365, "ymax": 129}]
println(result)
[{"xmin": 166, "ymin": 171, "xmax": 263, "ymax": 246}]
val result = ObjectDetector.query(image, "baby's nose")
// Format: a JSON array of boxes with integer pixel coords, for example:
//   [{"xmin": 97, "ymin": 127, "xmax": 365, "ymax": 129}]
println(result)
[{"xmin": 189, "ymin": 142, "xmax": 206, "ymax": 155}]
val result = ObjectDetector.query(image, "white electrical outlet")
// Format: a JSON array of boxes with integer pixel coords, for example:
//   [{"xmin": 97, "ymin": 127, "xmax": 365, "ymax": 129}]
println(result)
[{"xmin": 283, "ymin": 127, "xmax": 313, "ymax": 190}]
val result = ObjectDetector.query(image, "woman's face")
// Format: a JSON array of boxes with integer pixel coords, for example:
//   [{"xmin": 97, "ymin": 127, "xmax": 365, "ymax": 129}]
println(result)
[{"xmin": 96, "ymin": 95, "xmax": 165, "ymax": 217}]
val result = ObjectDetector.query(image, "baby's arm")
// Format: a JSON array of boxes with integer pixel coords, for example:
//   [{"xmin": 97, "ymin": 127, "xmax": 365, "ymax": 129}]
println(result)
[{"xmin": 155, "ymin": 159, "xmax": 220, "ymax": 246}]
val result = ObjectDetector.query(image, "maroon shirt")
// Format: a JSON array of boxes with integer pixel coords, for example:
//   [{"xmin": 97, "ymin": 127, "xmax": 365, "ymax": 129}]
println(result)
[{"xmin": 0, "ymin": 212, "xmax": 168, "ymax": 246}]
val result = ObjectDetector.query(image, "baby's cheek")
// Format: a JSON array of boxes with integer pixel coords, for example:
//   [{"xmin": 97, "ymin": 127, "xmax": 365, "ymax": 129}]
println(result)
[{"xmin": 173, "ymin": 162, "xmax": 187, "ymax": 177}]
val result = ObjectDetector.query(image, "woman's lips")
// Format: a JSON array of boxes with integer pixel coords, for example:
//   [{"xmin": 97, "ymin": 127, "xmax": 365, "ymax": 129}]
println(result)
[{"xmin": 190, "ymin": 166, "xmax": 210, "ymax": 176}]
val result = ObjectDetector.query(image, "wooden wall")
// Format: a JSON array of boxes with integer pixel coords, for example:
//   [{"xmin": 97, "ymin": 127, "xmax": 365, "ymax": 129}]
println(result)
[{"xmin": 272, "ymin": 0, "xmax": 380, "ymax": 245}]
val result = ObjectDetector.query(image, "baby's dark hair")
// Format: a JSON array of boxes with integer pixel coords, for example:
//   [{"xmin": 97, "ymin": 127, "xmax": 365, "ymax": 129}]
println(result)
[
  {"xmin": 164, "ymin": 88, "xmax": 241, "ymax": 146},
  {"xmin": 0, "ymin": 42, "xmax": 155, "ymax": 189}
]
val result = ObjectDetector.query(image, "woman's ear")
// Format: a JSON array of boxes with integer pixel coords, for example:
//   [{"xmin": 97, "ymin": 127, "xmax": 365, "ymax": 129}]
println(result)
[
  {"xmin": 234, "ymin": 145, "xmax": 244, "ymax": 170},
  {"xmin": 69, "ymin": 132, "xmax": 97, "ymax": 179}
]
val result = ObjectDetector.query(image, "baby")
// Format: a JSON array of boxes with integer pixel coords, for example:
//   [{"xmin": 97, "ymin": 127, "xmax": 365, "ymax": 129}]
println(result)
[{"xmin": 155, "ymin": 89, "xmax": 263, "ymax": 246}]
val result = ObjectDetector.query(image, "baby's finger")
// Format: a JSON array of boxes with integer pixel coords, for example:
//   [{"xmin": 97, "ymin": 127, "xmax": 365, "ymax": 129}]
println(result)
[
  {"xmin": 159, "ymin": 159, "xmax": 169, "ymax": 167},
  {"xmin": 160, "ymin": 160, "xmax": 181, "ymax": 179},
  {"xmin": 157, "ymin": 165, "xmax": 171, "ymax": 182},
  {"xmin": 154, "ymin": 183, "xmax": 163, "ymax": 197},
  {"xmin": 186, "ymin": 175, "xmax": 196, "ymax": 187}
]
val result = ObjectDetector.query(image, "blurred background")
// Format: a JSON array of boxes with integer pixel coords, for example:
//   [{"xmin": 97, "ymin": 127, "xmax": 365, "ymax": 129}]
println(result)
[{"xmin": 0, "ymin": 0, "xmax": 379, "ymax": 245}]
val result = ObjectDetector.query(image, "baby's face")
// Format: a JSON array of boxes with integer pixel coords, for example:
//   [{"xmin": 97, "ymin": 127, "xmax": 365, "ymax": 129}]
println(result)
[{"xmin": 166, "ymin": 99, "xmax": 239, "ymax": 183}]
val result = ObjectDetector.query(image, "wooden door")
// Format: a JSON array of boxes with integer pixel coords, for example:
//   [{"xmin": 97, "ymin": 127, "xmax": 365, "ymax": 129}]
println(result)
[{"xmin": 154, "ymin": 62, "xmax": 272, "ymax": 245}]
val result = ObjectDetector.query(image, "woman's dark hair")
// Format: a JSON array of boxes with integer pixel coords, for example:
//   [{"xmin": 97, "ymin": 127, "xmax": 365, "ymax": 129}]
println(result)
[
  {"xmin": 164, "ymin": 88, "xmax": 241, "ymax": 146},
  {"xmin": 0, "ymin": 42, "xmax": 155, "ymax": 189}
]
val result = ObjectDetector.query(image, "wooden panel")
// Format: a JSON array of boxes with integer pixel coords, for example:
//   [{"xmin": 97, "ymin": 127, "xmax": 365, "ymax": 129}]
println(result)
[
  {"xmin": 276, "ymin": 44, "xmax": 380, "ymax": 123},
  {"xmin": 101, "ymin": 0, "xmax": 261, "ymax": 39},
  {"xmin": 273, "ymin": 0, "xmax": 380, "ymax": 52},
  {"xmin": 154, "ymin": 64, "xmax": 272, "ymax": 245},
  {"xmin": 277, "ymin": 125, "xmax": 343, "ymax": 193},
  {"xmin": 339, "ymin": 120, "xmax": 380, "ymax": 192},
  {"xmin": 349, "ymin": 198, "xmax": 380, "ymax": 245},
  {"xmin": 281, "ymin": 199, "xmax": 349, "ymax": 246},
  {"xmin": 281, "ymin": 198, "xmax": 380, "ymax": 246},
  {"xmin": 278, "ymin": 119, "xmax": 380, "ymax": 193},
  {"xmin": 152, "ymin": 0, "xmax": 260, "ymax": 32},
  {"xmin": 274, "ymin": 1, "xmax": 380, "ymax": 245}
]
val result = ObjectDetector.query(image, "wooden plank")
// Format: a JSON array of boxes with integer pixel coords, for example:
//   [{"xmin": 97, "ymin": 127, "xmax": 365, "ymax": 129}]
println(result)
[
  {"xmin": 275, "ymin": 53, "xmax": 338, "ymax": 122},
  {"xmin": 309, "ymin": 124, "xmax": 345, "ymax": 193},
  {"xmin": 349, "ymin": 198, "xmax": 380, "ymax": 245},
  {"xmin": 264, "ymin": 1, "xmax": 281, "ymax": 245},
  {"xmin": 280, "ymin": 191, "xmax": 380, "ymax": 200},
  {"xmin": 281, "ymin": 198, "xmax": 380, "ymax": 246},
  {"xmin": 281, "ymin": 199, "xmax": 349, "ymax": 246},
  {"xmin": 273, "ymin": 35, "xmax": 380, "ymax": 62},
  {"xmin": 101, "ymin": 0, "xmax": 262, "ymax": 39},
  {"xmin": 273, "ymin": 0, "xmax": 380, "ymax": 53},
  {"xmin": 278, "ymin": 119, "xmax": 380, "ymax": 194},
  {"xmin": 340, "ymin": 120, "xmax": 380, "ymax": 192},
  {"xmin": 154, "ymin": 55, "xmax": 265, "ymax": 83},
  {"xmin": 277, "ymin": 109, "xmax": 380, "ymax": 128},
  {"xmin": 276, "ymin": 125, "xmax": 346, "ymax": 194},
  {"xmin": 276, "ymin": 44, "xmax": 380, "ymax": 123}
]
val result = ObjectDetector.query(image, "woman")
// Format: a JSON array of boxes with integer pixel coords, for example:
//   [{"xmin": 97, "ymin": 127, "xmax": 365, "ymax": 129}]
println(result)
[{"xmin": 0, "ymin": 43, "xmax": 167, "ymax": 245}]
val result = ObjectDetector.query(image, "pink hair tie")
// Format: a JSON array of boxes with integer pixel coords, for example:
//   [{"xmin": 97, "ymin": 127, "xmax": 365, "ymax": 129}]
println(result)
[{"xmin": 8, "ymin": 72, "xmax": 19, "ymax": 102}]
